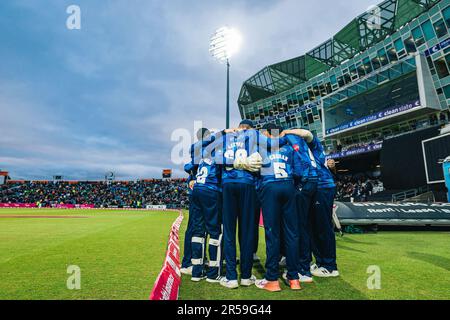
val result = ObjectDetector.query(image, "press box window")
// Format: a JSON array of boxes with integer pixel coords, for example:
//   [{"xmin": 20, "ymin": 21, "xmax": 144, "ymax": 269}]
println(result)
[
  {"xmin": 445, "ymin": 53, "xmax": 450, "ymax": 71},
  {"xmin": 433, "ymin": 19, "xmax": 448, "ymax": 38},
  {"xmin": 363, "ymin": 57, "xmax": 373, "ymax": 73},
  {"xmin": 330, "ymin": 75, "xmax": 339, "ymax": 90},
  {"xmin": 357, "ymin": 63, "xmax": 366, "ymax": 78},
  {"xmin": 443, "ymin": 84, "xmax": 450, "ymax": 99},
  {"xmin": 443, "ymin": 6, "xmax": 450, "ymax": 29},
  {"xmin": 394, "ymin": 38, "xmax": 407, "ymax": 57},
  {"xmin": 404, "ymin": 37, "xmax": 417, "ymax": 53},
  {"xmin": 371, "ymin": 56, "xmax": 381, "ymax": 70},
  {"xmin": 377, "ymin": 49, "xmax": 389, "ymax": 66},
  {"xmin": 343, "ymin": 73, "xmax": 351, "ymax": 84},
  {"xmin": 435, "ymin": 56, "xmax": 450, "ymax": 78},
  {"xmin": 412, "ymin": 26, "xmax": 425, "ymax": 47},
  {"xmin": 427, "ymin": 56, "xmax": 437, "ymax": 75},
  {"xmin": 421, "ymin": 20, "xmax": 436, "ymax": 41},
  {"xmin": 349, "ymin": 66, "xmax": 358, "ymax": 80},
  {"xmin": 386, "ymin": 47, "xmax": 398, "ymax": 62}
]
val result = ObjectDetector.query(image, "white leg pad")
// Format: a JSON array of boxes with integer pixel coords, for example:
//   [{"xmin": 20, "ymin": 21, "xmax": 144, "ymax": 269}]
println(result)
[
  {"xmin": 209, "ymin": 238, "xmax": 221, "ymax": 246},
  {"xmin": 192, "ymin": 237, "xmax": 205, "ymax": 244},
  {"xmin": 191, "ymin": 258, "xmax": 203, "ymax": 265},
  {"xmin": 209, "ymin": 260, "xmax": 220, "ymax": 267}
]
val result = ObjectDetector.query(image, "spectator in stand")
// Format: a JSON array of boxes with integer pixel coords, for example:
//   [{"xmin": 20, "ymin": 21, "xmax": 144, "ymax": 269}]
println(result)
[
  {"xmin": 332, "ymin": 173, "xmax": 383, "ymax": 202},
  {"xmin": 1, "ymin": 173, "xmax": 385, "ymax": 206},
  {"xmin": 0, "ymin": 180, "xmax": 190, "ymax": 209}
]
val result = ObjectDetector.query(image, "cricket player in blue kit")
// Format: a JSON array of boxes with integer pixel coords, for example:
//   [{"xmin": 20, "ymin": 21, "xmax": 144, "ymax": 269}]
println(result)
[
  {"xmin": 181, "ymin": 128, "xmax": 211, "ymax": 275},
  {"xmin": 189, "ymin": 147, "xmax": 224, "ymax": 282},
  {"xmin": 282, "ymin": 128, "xmax": 319, "ymax": 283},
  {"xmin": 219, "ymin": 121, "xmax": 262, "ymax": 289},
  {"xmin": 255, "ymin": 123, "xmax": 301, "ymax": 292},
  {"xmin": 282, "ymin": 128, "xmax": 339, "ymax": 277},
  {"xmin": 307, "ymin": 135, "xmax": 339, "ymax": 277},
  {"xmin": 203, "ymin": 120, "xmax": 285, "ymax": 289}
]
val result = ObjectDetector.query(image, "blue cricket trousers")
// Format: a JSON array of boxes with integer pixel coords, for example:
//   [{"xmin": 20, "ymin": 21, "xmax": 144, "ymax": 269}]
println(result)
[
  {"xmin": 190, "ymin": 187, "xmax": 223, "ymax": 279},
  {"xmin": 295, "ymin": 180, "xmax": 318, "ymax": 277},
  {"xmin": 222, "ymin": 182, "xmax": 257, "ymax": 281},
  {"xmin": 310, "ymin": 187, "xmax": 337, "ymax": 271},
  {"xmin": 259, "ymin": 180, "xmax": 299, "ymax": 281}
]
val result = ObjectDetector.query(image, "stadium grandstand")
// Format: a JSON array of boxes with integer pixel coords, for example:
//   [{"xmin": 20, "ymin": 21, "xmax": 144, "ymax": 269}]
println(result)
[
  {"xmin": 0, "ymin": 179, "xmax": 189, "ymax": 209},
  {"xmin": 238, "ymin": 0, "xmax": 450, "ymax": 202}
]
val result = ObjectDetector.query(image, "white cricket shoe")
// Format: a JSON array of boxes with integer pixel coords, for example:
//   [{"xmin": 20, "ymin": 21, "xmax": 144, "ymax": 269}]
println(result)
[
  {"xmin": 180, "ymin": 266, "xmax": 193, "ymax": 275},
  {"xmin": 255, "ymin": 279, "xmax": 282, "ymax": 292},
  {"xmin": 310, "ymin": 264, "xmax": 319, "ymax": 273},
  {"xmin": 220, "ymin": 277, "xmax": 239, "ymax": 289},
  {"xmin": 311, "ymin": 267, "xmax": 339, "ymax": 278},
  {"xmin": 299, "ymin": 274, "xmax": 314, "ymax": 283},
  {"xmin": 282, "ymin": 271, "xmax": 314, "ymax": 283},
  {"xmin": 206, "ymin": 276, "xmax": 223, "ymax": 284},
  {"xmin": 255, "ymin": 278, "xmax": 269, "ymax": 289},
  {"xmin": 191, "ymin": 276, "xmax": 206, "ymax": 282},
  {"xmin": 240, "ymin": 275, "xmax": 257, "ymax": 286},
  {"xmin": 279, "ymin": 256, "xmax": 287, "ymax": 267}
]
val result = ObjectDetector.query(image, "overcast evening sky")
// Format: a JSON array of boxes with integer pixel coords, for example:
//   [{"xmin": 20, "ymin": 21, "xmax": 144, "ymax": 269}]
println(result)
[{"xmin": 0, "ymin": 0, "xmax": 376, "ymax": 180}]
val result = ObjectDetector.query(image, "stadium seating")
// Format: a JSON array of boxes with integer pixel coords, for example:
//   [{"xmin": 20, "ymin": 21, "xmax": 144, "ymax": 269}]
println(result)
[{"xmin": 0, "ymin": 180, "xmax": 189, "ymax": 209}]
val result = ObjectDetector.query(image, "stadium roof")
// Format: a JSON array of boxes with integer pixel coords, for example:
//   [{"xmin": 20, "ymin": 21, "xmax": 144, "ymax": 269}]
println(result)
[{"xmin": 238, "ymin": 0, "xmax": 440, "ymax": 107}]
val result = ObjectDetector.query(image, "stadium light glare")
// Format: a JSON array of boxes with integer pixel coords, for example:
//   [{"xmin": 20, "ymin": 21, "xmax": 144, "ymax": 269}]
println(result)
[
  {"xmin": 209, "ymin": 26, "xmax": 242, "ymax": 63},
  {"xmin": 209, "ymin": 26, "xmax": 242, "ymax": 128}
]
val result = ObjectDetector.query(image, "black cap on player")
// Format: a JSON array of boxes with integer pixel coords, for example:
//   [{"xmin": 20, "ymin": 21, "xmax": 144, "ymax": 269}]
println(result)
[{"xmin": 239, "ymin": 119, "xmax": 254, "ymax": 128}]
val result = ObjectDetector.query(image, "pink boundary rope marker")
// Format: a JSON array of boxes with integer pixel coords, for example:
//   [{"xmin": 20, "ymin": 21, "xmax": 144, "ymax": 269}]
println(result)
[{"xmin": 149, "ymin": 210, "xmax": 184, "ymax": 300}]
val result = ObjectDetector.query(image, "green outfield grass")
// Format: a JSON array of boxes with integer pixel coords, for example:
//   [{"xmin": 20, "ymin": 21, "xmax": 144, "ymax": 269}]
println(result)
[
  {"xmin": 0, "ymin": 208, "xmax": 179, "ymax": 300},
  {"xmin": 178, "ymin": 222, "xmax": 450, "ymax": 300},
  {"xmin": 1, "ymin": 209, "xmax": 449, "ymax": 300}
]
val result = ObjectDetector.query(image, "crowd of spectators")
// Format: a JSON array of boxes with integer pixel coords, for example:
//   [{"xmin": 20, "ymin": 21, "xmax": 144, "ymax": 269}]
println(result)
[
  {"xmin": 0, "ymin": 179, "xmax": 189, "ymax": 209},
  {"xmin": 1, "ymin": 173, "xmax": 385, "ymax": 207},
  {"xmin": 334, "ymin": 174, "xmax": 384, "ymax": 202}
]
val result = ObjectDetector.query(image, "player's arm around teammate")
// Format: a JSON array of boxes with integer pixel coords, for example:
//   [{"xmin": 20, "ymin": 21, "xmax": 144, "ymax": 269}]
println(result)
[
  {"xmin": 280, "ymin": 128, "xmax": 319, "ymax": 282},
  {"xmin": 306, "ymin": 136, "xmax": 339, "ymax": 277},
  {"xmin": 254, "ymin": 123, "xmax": 301, "ymax": 292},
  {"xmin": 283, "ymin": 129, "xmax": 339, "ymax": 277},
  {"xmin": 216, "ymin": 121, "xmax": 264, "ymax": 289}
]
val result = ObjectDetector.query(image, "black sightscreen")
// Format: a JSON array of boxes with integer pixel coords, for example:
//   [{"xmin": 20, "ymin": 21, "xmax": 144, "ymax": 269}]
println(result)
[
  {"xmin": 381, "ymin": 126, "xmax": 440, "ymax": 189},
  {"xmin": 423, "ymin": 133, "xmax": 450, "ymax": 183}
]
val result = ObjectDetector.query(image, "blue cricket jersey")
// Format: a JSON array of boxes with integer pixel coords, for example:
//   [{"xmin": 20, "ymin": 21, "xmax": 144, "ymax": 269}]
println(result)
[
  {"xmin": 258, "ymin": 144, "xmax": 294, "ymax": 190},
  {"xmin": 285, "ymin": 134, "xmax": 319, "ymax": 184},
  {"xmin": 308, "ymin": 136, "xmax": 336, "ymax": 189},
  {"xmin": 194, "ymin": 155, "xmax": 222, "ymax": 192},
  {"xmin": 218, "ymin": 130, "xmax": 288, "ymax": 185},
  {"xmin": 184, "ymin": 141, "xmax": 208, "ymax": 176},
  {"xmin": 184, "ymin": 131, "xmax": 223, "ymax": 176}
]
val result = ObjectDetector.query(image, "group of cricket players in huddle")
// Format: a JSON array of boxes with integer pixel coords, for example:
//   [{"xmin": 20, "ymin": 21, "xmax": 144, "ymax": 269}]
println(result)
[{"xmin": 180, "ymin": 119, "xmax": 338, "ymax": 292}]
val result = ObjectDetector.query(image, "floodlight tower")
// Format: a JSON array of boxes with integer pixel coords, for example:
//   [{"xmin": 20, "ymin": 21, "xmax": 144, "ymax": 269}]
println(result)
[{"xmin": 209, "ymin": 26, "xmax": 242, "ymax": 129}]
